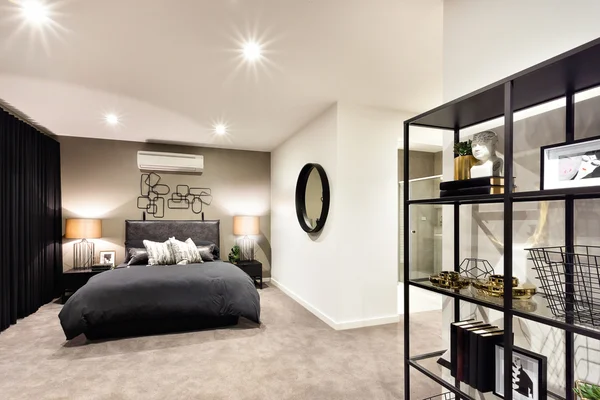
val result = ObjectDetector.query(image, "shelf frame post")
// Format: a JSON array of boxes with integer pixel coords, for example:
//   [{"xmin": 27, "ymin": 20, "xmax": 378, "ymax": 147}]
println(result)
[
  {"xmin": 403, "ymin": 121, "xmax": 411, "ymax": 400},
  {"xmin": 453, "ymin": 127, "xmax": 462, "ymax": 394},
  {"xmin": 503, "ymin": 81, "xmax": 515, "ymax": 400},
  {"xmin": 565, "ymin": 91, "xmax": 575, "ymax": 400}
]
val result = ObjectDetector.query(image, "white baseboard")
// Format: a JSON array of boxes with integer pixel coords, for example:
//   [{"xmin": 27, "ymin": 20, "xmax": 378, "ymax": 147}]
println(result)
[
  {"xmin": 270, "ymin": 278, "xmax": 339, "ymax": 329},
  {"xmin": 270, "ymin": 278, "xmax": 399, "ymax": 330},
  {"xmin": 334, "ymin": 314, "xmax": 400, "ymax": 330}
]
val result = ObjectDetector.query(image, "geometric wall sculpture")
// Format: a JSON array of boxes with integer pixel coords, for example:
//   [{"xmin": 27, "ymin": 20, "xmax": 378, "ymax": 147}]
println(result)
[
  {"xmin": 168, "ymin": 184, "xmax": 213, "ymax": 215},
  {"xmin": 137, "ymin": 172, "xmax": 212, "ymax": 219}
]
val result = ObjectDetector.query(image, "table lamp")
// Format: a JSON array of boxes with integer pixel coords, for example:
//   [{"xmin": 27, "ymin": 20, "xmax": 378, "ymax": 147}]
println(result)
[
  {"xmin": 233, "ymin": 216, "xmax": 259, "ymax": 261},
  {"xmin": 65, "ymin": 219, "xmax": 102, "ymax": 269}
]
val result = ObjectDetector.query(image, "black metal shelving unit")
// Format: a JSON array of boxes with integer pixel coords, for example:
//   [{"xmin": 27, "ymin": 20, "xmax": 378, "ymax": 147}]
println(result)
[{"xmin": 403, "ymin": 37, "xmax": 600, "ymax": 400}]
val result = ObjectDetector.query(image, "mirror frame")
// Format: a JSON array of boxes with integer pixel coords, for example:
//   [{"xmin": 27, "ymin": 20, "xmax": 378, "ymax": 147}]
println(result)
[{"xmin": 295, "ymin": 163, "xmax": 330, "ymax": 233}]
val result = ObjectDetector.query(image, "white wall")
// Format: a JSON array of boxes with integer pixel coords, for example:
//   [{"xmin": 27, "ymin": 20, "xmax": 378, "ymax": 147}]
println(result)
[
  {"xmin": 442, "ymin": 0, "xmax": 600, "ymax": 394},
  {"xmin": 271, "ymin": 104, "xmax": 341, "ymax": 323},
  {"xmin": 271, "ymin": 103, "xmax": 404, "ymax": 329},
  {"xmin": 336, "ymin": 103, "xmax": 404, "ymax": 324},
  {"xmin": 443, "ymin": 0, "xmax": 600, "ymax": 100}
]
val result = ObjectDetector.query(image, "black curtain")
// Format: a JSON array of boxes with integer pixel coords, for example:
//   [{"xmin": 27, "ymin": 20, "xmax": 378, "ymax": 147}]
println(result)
[{"xmin": 0, "ymin": 108, "xmax": 63, "ymax": 333}]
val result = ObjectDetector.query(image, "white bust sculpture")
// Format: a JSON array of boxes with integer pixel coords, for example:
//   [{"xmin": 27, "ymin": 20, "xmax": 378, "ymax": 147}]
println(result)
[{"xmin": 470, "ymin": 130, "xmax": 504, "ymax": 178}]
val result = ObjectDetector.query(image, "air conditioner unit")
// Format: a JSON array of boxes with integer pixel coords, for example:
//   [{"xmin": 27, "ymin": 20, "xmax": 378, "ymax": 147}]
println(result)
[{"xmin": 137, "ymin": 151, "xmax": 204, "ymax": 173}]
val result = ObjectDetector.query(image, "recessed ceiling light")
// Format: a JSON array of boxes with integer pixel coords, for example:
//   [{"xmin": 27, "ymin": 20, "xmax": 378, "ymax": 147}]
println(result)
[
  {"xmin": 105, "ymin": 113, "xmax": 119, "ymax": 125},
  {"xmin": 214, "ymin": 124, "xmax": 227, "ymax": 135},
  {"xmin": 20, "ymin": 0, "xmax": 50, "ymax": 25},
  {"xmin": 242, "ymin": 41, "xmax": 262, "ymax": 62}
]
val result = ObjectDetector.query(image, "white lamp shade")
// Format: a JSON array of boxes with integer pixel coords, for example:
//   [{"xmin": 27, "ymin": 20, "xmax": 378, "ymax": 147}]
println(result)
[{"xmin": 233, "ymin": 216, "xmax": 259, "ymax": 236}]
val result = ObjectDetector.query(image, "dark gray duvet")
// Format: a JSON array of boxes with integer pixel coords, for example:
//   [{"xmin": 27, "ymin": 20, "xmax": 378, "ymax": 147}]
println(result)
[{"xmin": 59, "ymin": 261, "xmax": 260, "ymax": 339}]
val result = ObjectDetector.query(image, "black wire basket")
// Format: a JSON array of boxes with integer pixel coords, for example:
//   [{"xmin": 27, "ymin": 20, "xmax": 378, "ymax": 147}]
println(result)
[
  {"xmin": 528, "ymin": 245, "xmax": 600, "ymax": 327},
  {"xmin": 422, "ymin": 393, "xmax": 455, "ymax": 400}
]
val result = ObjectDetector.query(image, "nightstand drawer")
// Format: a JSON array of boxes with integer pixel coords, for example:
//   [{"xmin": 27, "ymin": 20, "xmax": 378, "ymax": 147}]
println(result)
[
  {"xmin": 62, "ymin": 269, "xmax": 104, "ymax": 302},
  {"xmin": 236, "ymin": 263, "xmax": 261, "ymax": 276}
]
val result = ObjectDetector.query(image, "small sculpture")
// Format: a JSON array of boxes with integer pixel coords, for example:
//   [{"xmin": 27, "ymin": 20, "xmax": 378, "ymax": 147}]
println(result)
[
  {"xmin": 470, "ymin": 131, "xmax": 504, "ymax": 178},
  {"xmin": 459, "ymin": 258, "xmax": 494, "ymax": 281}
]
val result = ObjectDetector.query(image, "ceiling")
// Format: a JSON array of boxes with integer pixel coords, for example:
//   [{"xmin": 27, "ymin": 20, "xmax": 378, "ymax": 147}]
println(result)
[{"xmin": 0, "ymin": 0, "xmax": 443, "ymax": 152}]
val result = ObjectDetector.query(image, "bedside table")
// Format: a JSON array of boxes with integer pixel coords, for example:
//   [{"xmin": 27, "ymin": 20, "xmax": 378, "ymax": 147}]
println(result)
[
  {"xmin": 235, "ymin": 260, "xmax": 263, "ymax": 289},
  {"xmin": 62, "ymin": 268, "xmax": 105, "ymax": 303}
]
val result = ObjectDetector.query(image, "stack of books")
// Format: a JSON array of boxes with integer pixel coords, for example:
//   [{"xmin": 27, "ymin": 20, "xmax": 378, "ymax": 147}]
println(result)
[
  {"xmin": 91, "ymin": 264, "xmax": 112, "ymax": 272},
  {"xmin": 450, "ymin": 319, "xmax": 507, "ymax": 392},
  {"xmin": 440, "ymin": 176, "xmax": 513, "ymax": 197}
]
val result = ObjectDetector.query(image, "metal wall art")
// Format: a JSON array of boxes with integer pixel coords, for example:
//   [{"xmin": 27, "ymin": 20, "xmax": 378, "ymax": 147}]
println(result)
[
  {"xmin": 137, "ymin": 172, "xmax": 212, "ymax": 219},
  {"xmin": 168, "ymin": 184, "xmax": 213, "ymax": 214}
]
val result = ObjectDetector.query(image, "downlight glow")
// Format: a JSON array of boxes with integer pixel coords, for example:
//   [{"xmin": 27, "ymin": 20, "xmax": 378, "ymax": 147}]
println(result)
[
  {"xmin": 104, "ymin": 113, "xmax": 119, "ymax": 126},
  {"xmin": 20, "ymin": 0, "xmax": 50, "ymax": 25},
  {"xmin": 214, "ymin": 124, "xmax": 227, "ymax": 135},
  {"xmin": 242, "ymin": 41, "xmax": 262, "ymax": 62}
]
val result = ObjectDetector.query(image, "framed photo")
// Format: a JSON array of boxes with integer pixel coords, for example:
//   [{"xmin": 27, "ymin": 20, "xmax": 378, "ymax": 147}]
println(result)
[
  {"xmin": 541, "ymin": 136, "xmax": 600, "ymax": 190},
  {"xmin": 494, "ymin": 344, "xmax": 547, "ymax": 400},
  {"xmin": 99, "ymin": 250, "xmax": 116, "ymax": 267}
]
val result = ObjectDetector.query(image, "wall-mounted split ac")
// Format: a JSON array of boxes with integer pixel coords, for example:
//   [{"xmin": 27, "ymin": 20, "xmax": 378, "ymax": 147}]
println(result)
[{"xmin": 137, "ymin": 151, "xmax": 204, "ymax": 173}]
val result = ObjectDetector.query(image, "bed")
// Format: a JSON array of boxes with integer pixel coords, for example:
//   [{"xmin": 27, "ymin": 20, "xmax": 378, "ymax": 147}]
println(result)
[{"xmin": 59, "ymin": 220, "xmax": 261, "ymax": 340}]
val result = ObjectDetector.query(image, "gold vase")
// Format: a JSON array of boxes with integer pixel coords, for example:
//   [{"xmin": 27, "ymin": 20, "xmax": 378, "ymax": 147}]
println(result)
[{"xmin": 454, "ymin": 155, "xmax": 476, "ymax": 180}]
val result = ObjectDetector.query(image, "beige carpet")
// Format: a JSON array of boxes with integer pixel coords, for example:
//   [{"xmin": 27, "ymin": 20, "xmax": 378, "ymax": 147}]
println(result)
[{"xmin": 0, "ymin": 286, "xmax": 445, "ymax": 400}]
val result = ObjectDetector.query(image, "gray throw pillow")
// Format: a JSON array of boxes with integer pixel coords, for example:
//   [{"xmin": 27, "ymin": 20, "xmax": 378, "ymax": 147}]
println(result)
[
  {"xmin": 197, "ymin": 244, "xmax": 216, "ymax": 261},
  {"xmin": 127, "ymin": 248, "xmax": 149, "ymax": 266},
  {"xmin": 169, "ymin": 237, "xmax": 204, "ymax": 265},
  {"xmin": 195, "ymin": 241, "xmax": 220, "ymax": 259},
  {"xmin": 143, "ymin": 239, "xmax": 176, "ymax": 266}
]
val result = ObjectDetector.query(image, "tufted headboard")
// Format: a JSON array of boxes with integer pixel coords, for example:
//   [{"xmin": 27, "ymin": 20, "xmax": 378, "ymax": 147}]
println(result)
[{"xmin": 124, "ymin": 220, "xmax": 220, "ymax": 256}]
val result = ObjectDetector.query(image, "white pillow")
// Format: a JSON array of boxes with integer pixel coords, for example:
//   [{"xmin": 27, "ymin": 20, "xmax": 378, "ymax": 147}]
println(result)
[
  {"xmin": 143, "ymin": 239, "xmax": 176, "ymax": 266},
  {"xmin": 169, "ymin": 237, "xmax": 204, "ymax": 265}
]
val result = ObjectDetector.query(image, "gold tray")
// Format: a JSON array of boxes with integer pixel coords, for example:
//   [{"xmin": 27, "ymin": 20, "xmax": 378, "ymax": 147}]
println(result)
[
  {"xmin": 473, "ymin": 279, "xmax": 536, "ymax": 299},
  {"xmin": 489, "ymin": 274, "xmax": 519, "ymax": 287},
  {"xmin": 429, "ymin": 273, "xmax": 469, "ymax": 289}
]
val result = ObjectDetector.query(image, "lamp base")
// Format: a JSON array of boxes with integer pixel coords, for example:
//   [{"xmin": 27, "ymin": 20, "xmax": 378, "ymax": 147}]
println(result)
[
  {"xmin": 239, "ymin": 236, "xmax": 255, "ymax": 261},
  {"xmin": 73, "ymin": 238, "xmax": 95, "ymax": 269}
]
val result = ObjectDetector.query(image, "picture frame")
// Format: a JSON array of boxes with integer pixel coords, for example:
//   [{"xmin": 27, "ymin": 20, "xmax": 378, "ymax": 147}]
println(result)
[
  {"xmin": 99, "ymin": 250, "xmax": 116, "ymax": 267},
  {"xmin": 541, "ymin": 136, "xmax": 600, "ymax": 190},
  {"xmin": 494, "ymin": 344, "xmax": 547, "ymax": 400}
]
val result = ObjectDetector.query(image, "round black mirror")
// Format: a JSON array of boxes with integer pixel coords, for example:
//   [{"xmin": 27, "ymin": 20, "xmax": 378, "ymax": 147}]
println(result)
[{"xmin": 295, "ymin": 163, "xmax": 330, "ymax": 233}]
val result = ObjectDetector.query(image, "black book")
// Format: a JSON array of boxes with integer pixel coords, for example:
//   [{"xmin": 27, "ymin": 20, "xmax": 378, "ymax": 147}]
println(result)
[
  {"xmin": 440, "ymin": 177, "xmax": 507, "ymax": 191},
  {"xmin": 91, "ymin": 263, "xmax": 112, "ymax": 272},
  {"xmin": 440, "ymin": 186, "xmax": 509, "ymax": 197},
  {"xmin": 462, "ymin": 324, "xmax": 492, "ymax": 384},
  {"xmin": 476, "ymin": 331, "xmax": 505, "ymax": 392},
  {"xmin": 468, "ymin": 327, "xmax": 501, "ymax": 388},
  {"xmin": 455, "ymin": 322, "xmax": 487, "ymax": 380},
  {"xmin": 450, "ymin": 320, "xmax": 477, "ymax": 377}
]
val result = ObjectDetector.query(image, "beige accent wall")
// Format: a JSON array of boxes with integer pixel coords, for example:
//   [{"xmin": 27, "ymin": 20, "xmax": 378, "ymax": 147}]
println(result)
[
  {"xmin": 398, "ymin": 149, "xmax": 438, "ymax": 180},
  {"xmin": 433, "ymin": 151, "xmax": 443, "ymax": 175},
  {"xmin": 397, "ymin": 150, "xmax": 442, "ymax": 282},
  {"xmin": 59, "ymin": 137, "xmax": 271, "ymax": 276}
]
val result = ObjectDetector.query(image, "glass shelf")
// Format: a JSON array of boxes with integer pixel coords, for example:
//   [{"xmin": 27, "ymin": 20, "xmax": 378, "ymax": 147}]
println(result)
[
  {"xmin": 409, "ymin": 279, "xmax": 506, "ymax": 312},
  {"xmin": 408, "ymin": 194, "xmax": 504, "ymax": 205},
  {"xmin": 408, "ymin": 279, "xmax": 600, "ymax": 340},
  {"xmin": 406, "ymin": 187, "xmax": 600, "ymax": 205},
  {"xmin": 512, "ymin": 303, "xmax": 600, "ymax": 340},
  {"xmin": 410, "ymin": 350, "xmax": 566, "ymax": 400},
  {"xmin": 409, "ymin": 350, "xmax": 495, "ymax": 400}
]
